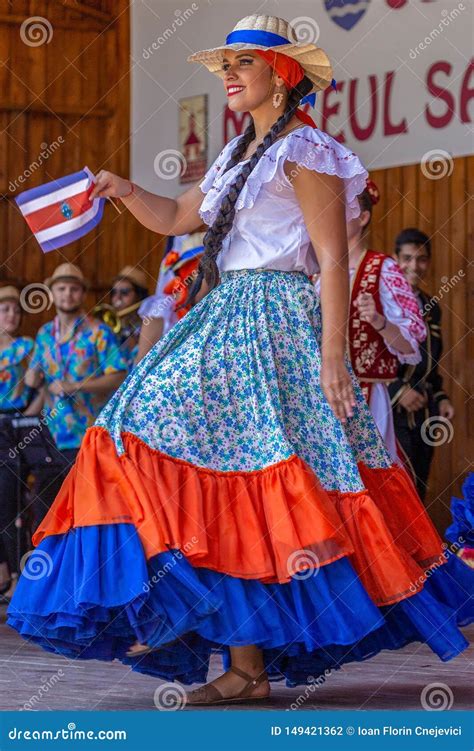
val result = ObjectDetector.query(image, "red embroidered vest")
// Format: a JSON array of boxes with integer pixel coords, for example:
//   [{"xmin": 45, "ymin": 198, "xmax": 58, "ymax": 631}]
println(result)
[{"xmin": 349, "ymin": 250, "xmax": 398, "ymax": 401}]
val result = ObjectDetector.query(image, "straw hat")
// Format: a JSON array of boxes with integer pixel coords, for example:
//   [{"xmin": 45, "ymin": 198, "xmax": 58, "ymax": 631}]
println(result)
[
  {"xmin": 44, "ymin": 263, "xmax": 88, "ymax": 289},
  {"xmin": 187, "ymin": 14, "xmax": 333, "ymax": 94},
  {"xmin": 113, "ymin": 265, "xmax": 149, "ymax": 291},
  {"xmin": 0, "ymin": 285, "xmax": 20, "ymax": 304}
]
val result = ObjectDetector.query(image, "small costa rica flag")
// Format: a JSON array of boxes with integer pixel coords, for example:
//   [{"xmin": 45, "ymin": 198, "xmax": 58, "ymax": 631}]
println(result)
[{"xmin": 15, "ymin": 166, "xmax": 105, "ymax": 252}]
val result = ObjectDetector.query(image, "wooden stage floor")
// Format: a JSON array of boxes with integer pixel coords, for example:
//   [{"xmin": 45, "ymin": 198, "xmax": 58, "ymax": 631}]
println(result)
[{"xmin": 1, "ymin": 605, "xmax": 472, "ymax": 712}]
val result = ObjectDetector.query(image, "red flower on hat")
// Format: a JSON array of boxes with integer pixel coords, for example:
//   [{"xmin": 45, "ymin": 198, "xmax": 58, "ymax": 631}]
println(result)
[
  {"xmin": 163, "ymin": 251, "xmax": 180, "ymax": 268},
  {"xmin": 163, "ymin": 257, "xmax": 202, "ymax": 319},
  {"xmin": 366, "ymin": 178, "xmax": 380, "ymax": 205}
]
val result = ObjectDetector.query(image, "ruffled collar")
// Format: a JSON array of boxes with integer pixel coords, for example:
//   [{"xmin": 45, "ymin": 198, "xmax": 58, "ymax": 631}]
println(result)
[
  {"xmin": 217, "ymin": 125, "xmax": 309, "ymax": 171},
  {"xmin": 199, "ymin": 125, "xmax": 369, "ymax": 227}
]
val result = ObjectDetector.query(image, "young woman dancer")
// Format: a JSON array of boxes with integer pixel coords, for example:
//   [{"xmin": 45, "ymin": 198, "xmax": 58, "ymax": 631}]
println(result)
[{"xmin": 8, "ymin": 15, "xmax": 472, "ymax": 705}]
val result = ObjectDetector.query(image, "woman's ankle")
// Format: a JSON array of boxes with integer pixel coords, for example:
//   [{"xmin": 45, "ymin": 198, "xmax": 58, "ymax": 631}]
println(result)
[
  {"xmin": 230, "ymin": 662, "xmax": 266, "ymax": 678},
  {"xmin": 229, "ymin": 645, "xmax": 266, "ymax": 677}
]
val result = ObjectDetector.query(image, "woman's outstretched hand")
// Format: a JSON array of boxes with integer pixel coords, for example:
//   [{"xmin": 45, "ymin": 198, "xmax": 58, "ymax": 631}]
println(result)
[
  {"xmin": 89, "ymin": 170, "xmax": 133, "ymax": 200},
  {"xmin": 320, "ymin": 357, "xmax": 356, "ymax": 423}
]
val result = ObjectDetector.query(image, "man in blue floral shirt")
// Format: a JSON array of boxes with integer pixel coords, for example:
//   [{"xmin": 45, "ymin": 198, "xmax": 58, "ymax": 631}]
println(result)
[{"xmin": 26, "ymin": 263, "xmax": 127, "ymax": 528}]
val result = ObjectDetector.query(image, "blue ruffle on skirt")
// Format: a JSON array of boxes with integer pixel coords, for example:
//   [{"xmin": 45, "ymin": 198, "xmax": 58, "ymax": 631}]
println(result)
[{"xmin": 7, "ymin": 524, "xmax": 473, "ymax": 687}]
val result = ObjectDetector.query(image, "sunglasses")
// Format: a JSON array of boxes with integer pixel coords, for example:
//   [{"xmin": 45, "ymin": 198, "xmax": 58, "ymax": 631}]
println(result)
[{"xmin": 111, "ymin": 287, "xmax": 134, "ymax": 298}]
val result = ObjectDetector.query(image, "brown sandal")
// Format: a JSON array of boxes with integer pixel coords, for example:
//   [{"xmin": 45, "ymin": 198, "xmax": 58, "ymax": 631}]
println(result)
[{"xmin": 185, "ymin": 665, "xmax": 270, "ymax": 706}]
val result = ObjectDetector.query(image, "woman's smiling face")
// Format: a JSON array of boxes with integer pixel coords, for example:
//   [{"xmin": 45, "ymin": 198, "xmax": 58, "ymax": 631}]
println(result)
[{"xmin": 221, "ymin": 50, "xmax": 283, "ymax": 112}]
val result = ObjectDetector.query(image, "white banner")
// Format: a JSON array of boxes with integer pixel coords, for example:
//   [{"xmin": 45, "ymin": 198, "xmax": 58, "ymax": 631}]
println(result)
[{"xmin": 131, "ymin": 0, "xmax": 473, "ymax": 193}]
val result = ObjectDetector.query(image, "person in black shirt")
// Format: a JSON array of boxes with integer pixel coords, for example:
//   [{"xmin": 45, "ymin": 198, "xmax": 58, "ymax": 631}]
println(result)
[{"xmin": 389, "ymin": 228, "xmax": 454, "ymax": 500}]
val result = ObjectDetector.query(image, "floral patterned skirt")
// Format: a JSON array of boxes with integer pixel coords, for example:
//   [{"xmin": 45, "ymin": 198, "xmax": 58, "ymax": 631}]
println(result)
[{"xmin": 7, "ymin": 269, "xmax": 473, "ymax": 686}]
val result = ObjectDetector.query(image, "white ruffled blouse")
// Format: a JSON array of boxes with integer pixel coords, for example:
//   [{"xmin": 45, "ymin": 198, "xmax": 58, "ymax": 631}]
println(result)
[{"xmin": 198, "ymin": 125, "xmax": 369, "ymax": 276}]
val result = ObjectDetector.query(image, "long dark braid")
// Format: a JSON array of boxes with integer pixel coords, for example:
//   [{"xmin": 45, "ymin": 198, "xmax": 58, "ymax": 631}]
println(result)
[{"xmin": 178, "ymin": 75, "xmax": 313, "ymax": 310}]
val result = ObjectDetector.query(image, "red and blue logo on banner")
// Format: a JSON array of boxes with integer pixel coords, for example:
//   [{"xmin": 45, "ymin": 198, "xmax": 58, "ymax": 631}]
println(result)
[
  {"xmin": 324, "ymin": 0, "xmax": 371, "ymax": 30},
  {"xmin": 324, "ymin": 0, "xmax": 438, "ymax": 31},
  {"xmin": 15, "ymin": 167, "xmax": 105, "ymax": 253}
]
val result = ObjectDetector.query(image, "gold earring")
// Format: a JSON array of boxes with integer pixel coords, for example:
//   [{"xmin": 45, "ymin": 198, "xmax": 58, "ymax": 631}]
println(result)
[{"xmin": 272, "ymin": 86, "xmax": 284, "ymax": 108}]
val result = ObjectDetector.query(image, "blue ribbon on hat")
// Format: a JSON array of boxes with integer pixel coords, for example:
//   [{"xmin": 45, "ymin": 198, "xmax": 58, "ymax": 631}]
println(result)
[{"xmin": 226, "ymin": 29, "xmax": 290, "ymax": 46}]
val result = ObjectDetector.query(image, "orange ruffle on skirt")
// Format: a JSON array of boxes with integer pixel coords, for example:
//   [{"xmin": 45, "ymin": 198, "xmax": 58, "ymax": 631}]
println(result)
[
  {"xmin": 357, "ymin": 462, "xmax": 441, "ymax": 567},
  {"xmin": 33, "ymin": 426, "xmax": 446, "ymax": 606}
]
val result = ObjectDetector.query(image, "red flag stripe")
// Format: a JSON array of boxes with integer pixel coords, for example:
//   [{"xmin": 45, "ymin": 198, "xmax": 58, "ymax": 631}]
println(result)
[{"xmin": 22, "ymin": 188, "xmax": 94, "ymax": 234}]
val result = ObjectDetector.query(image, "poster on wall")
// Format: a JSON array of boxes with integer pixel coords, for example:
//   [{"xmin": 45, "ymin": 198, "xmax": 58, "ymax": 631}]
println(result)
[{"xmin": 178, "ymin": 94, "xmax": 208, "ymax": 184}]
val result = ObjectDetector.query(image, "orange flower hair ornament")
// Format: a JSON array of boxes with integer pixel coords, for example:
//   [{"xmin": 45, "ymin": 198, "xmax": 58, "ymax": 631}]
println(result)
[{"xmin": 366, "ymin": 178, "xmax": 381, "ymax": 205}]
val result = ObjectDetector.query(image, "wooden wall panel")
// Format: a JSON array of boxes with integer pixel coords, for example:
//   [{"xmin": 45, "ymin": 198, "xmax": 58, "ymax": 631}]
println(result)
[
  {"xmin": 0, "ymin": 0, "xmax": 164, "ymax": 320},
  {"xmin": 0, "ymin": 0, "xmax": 471, "ymax": 532}
]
